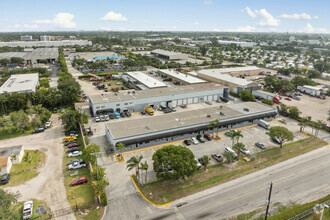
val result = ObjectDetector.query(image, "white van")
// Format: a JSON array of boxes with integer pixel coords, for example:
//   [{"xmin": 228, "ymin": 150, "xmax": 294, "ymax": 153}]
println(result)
[
  {"xmin": 224, "ymin": 147, "xmax": 238, "ymax": 158},
  {"xmin": 258, "ymin": 120, "xmax": 270, "ymax": 130}
]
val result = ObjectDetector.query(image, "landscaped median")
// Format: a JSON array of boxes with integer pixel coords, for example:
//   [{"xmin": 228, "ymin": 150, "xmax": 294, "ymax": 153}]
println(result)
[
  {"xmin": 12, "ymin": 199, "xmax": 52, "ymax": 219},
  {"xmin": 132, "ymin": 136, "xmax": 328, "ymax": 205}
]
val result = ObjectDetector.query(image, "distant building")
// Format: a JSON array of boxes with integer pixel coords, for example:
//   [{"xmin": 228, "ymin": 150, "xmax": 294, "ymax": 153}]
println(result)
[
  {"xmin": 218, "ymin": 40, "xmax": 256, "ymax": 47},
  {"xmin": 0, "ymin": 40, "xmax": 92, "ymax": 48},
  {"xmin": 150, "ymin": 49, "xmax": 188, "ymax": 61},
  {"xmin": 20, "ymin": 35, "xmax": 33, "ymax": 41},
  {"xmin": 157, "ymin": 69, "xmax": 206, "ymax": 85},
  {"xmin": 0, "ymin": 48, "xmax": 58, "ymax": 65},
  {"xmin": 122, "ymin": 71, "xmax": 167, "ymax": 90},
  {"xmin": 40, "ymin": 35, "xmax": 51, "ymax": 41},
  {"xmin": 0, "ymin": 73, "xmax": 39, "ymax": 94}
]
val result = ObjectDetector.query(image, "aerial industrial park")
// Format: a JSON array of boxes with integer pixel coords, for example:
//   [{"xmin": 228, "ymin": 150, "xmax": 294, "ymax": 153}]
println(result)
[{"xmin": 0, "ymin": 1, "xmax": 329, "ymax": 220}]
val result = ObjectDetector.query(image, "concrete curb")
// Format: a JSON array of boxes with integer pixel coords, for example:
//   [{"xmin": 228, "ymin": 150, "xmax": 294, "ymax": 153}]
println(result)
[{"xmin": 101, "ymin": 205, "xmax": 107, "ymax": 220}]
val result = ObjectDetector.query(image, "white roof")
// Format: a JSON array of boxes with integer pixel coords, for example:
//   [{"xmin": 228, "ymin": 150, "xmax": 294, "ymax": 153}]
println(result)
[
  {"xmin": 126, "ymin": 71, "xmax": 167, "ymax": 89},
  {"xmin": 158, "ymin": 69, "xmax": 206, "ymax": 84},
  {"xmin": 204, "ymin": 66, "xmax": 260, "ymax": 73},
  {"xmin": 198, "ymin": 69, "xmax": 255, "ymax": 86},
  {"xmin": 0, "ymin": 40, "xmax": 92, "ymax": 48},
  {"xmin": 0, "ymin": 73, "xmax": 39, "ymax": 94},
  {"xmin": 151, "ymin": 49, "xmax": 180, "ymax": 56},
  {"xmin": 303, "ymin": 85, "xmax": 323, "ymax": 90}
]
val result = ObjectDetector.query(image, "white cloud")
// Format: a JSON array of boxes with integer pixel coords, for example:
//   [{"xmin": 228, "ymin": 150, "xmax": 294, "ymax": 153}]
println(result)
[
  {"xmin": 204, "ymin": 1, "xmax": 212, "ymax": 5},
  {"xmin": 193, "ymin": 22, "xmax": 199, "ymax": 25},
  {"xmin": 279, "ymin": 13, "xmax": 313, "ymax": 20},
  {"xmin": 100, "ymin": 11, "xmax": 128, "ymax": 21},
  {"xmin": 99, "ymin": 27, "xmax": 125, "ymax": 31},
  {"xmin": 34, "ymin": 12, "xmax": 76, "ymax": 28},
  {"xmin": 314, "ymin": 16, "xmax": 319, "ymax": 19},
  {"xmin": 213, "ymin": 28, "xmax": 221, "ymax": 32},
  {"xmin": 301, "ymin": 23, "xmax": 327, "ymax": 33},
  {"xmin": 234, "ymin": 25, "xmax": 256, "ymax": 32},
  {"xmin": 13, "ymin": 23, "xmax": 39, "ymax": 29},
  {"xmin": 244, "ymin": 7, "xmax": 280, "ymax": 27}
]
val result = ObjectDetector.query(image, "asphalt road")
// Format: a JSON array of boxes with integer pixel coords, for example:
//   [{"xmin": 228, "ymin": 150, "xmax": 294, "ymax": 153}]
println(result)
[{"xmin": 141, "ymin": 145, "xmax": 330, "ymax": 220}]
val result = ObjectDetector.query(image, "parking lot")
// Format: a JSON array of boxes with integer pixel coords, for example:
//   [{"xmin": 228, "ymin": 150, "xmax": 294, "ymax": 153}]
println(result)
[{"xmin": 121, "ymin": 117, "xmax": 307, "ymax": 183}]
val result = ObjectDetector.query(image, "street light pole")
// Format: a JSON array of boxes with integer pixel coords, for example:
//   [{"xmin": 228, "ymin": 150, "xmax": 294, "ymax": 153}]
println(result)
[{"xmin": 265, "ymin": 182, "xmax": 273, "ymax": 220}]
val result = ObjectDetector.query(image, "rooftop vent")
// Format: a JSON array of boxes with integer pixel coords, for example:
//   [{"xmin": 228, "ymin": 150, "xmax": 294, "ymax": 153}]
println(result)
[{"xmin": 206, "ymin": 115, "xmax": 211, "ymax": 118}]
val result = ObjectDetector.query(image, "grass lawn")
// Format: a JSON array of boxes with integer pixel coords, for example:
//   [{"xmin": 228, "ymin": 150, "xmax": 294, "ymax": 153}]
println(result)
[
  {"xmin": 136, "ymin": 136, "xmax": 328, "ymax": 205},
  {"xmin": 76, "ymin": 206, "xmax": 105, "ymax": 220},
  {"xmin": 62, "ymin": 133, "xmax": 96, "ymax": 210},
  {"xmin": 13, "ymin": 199, "xmax": 52, "ymax": 220}
]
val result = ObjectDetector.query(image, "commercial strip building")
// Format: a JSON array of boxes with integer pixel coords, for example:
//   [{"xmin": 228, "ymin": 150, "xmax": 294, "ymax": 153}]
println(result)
[
  {"xmin": 0, "ymin": 73, "xmax": 39, "ymax": 94},
  {"xmin": 151, "ymin": 49, "xmax": 188, "ymax": 61},
  {"xmin": 0, "ymin": 48, "xmax": 58, "ymax": 65},
  {"xmin": 105, "ymin": 102, "xmax": 277, "ymax": 150},
  {"xmin": 197, "ymin": 69, "xmax": 260, "ymax": 94},
  {"xmin": 0, "ymin": 40, "xmax": 92, "ymax": 48},
  {"xmin": 88, "ymin": 83, "xmax": 229, "ymax": 116},
  {"xmin": 122, "ymin": 71, "xmax": 167, "ymax": 90},
  {"xmin": 157, "ymin": 69, "xmax": 207, "ymax": 85}
]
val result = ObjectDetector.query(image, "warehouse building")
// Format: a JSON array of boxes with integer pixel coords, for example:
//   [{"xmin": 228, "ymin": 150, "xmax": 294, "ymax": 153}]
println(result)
[
  {"xmin": 88, "ymin": 83, "xmax": 229, "ymax": 116},
  {"xmin": 157, "ymin": 69, "xmax": 206, "ymax": 85},
  {"xmin": 202, "ymin": 66, "xmax": 262, "ymax": 77},
  {"xmin": 218, "ymin": 40, "xmax": 256, "ymax": 47},
  {"xmin": 197, "ymin": 69, "xmax": 260, "ymax": 94},
  {"xmin": 0, "ymin": 73, "xmax": 39, "ymax": 94},
  {"xmin": 122, "ymin": 71, "xmax": 167, "ymax": 90},
  {"xmin": 151, "ymin": 49, "xmax": 188, "ymax": 61},
  {"xmin": 0, "ymin": 48, "xmax": 58, "ymax": 65},
  {"xmin": 0, "ymin": 40, "xmax": 92, "ymax": 48},
  {"xmin": 105, "ymin": 102, "xmax": 277, "ymax": 150}
]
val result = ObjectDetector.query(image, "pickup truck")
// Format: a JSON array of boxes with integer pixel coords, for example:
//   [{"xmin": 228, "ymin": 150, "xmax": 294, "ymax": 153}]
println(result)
[
  {"xmin": 23, "ymin": 201, "xmax": 33, "ymax": 219},
  {"xmin": 68, "ymin": 161, "xmax": 87, "ymax": 170}
]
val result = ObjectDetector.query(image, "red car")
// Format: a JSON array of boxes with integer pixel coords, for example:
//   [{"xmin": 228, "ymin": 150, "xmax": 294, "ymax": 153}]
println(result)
[
  {"xmin": 72, "ymin": 177, "xmax": 87, "ymax": 186},
  {"xmin": 203, "ymin": 134, "xmax": 213, "ymax": 141},
  {"xmin": 284, "ymin": 97, "xmax": 291, "ymax": 101},
  {"xmin": 67, "ymin": 142, "xmax": 81, "ymax": 148}
]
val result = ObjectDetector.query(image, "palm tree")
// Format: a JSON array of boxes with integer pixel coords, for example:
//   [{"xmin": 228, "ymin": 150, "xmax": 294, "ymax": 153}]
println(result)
[
  {"xmin": 140, "ymin": 161, "xmax": 149, "ymax": 185},
  {"xmin": 199, "ymin": 155, "xmax": 211, "ymax": 171},
  {"xmin": 228, "ymin": 131, "xmax": 237, "ymax": 147},
  {"xmin": 306, "ymin": 116, "xmax": 312, "ymax": 133},
  {"xmin": 315, "ymin": 120, "xmax": 324, "ymax": 137},
  {"xmin": 208, "ymin": 119, "xmax": 220, "ymax": 138},
  {"xmin": 223, "ymin": 151, "xmax": 236, "ymax": 164},
  {"xmin": 233, "ymin": 142, "xmax": 245, "ymax": 160},
  {"xmin": 234, "ymin": 130, "xmax": 243, "ymax": 144},
  {"xmin": 126, "ymin": 155, "xmax": 143, "ymax": 179},
  {"xmin": 116, "ymin": 143, "xmax": 126, "ymax": 161}
]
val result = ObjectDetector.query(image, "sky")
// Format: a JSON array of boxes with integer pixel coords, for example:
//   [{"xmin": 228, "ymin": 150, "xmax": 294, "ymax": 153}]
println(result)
[{"xmin": 0, "ymin": 0, "xmax": 329, "ymax": 33}]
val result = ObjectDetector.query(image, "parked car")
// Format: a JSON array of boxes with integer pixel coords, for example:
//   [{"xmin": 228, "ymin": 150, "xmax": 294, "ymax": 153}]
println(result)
[
  {"xmin": 163, "ymin": 108, "xmax": 172, "ymax": 113},
  {"xmin": 204, "ymin": 134, "xmax": 213, "ymax": 141},
  {"xmin": 95, "ymin": 116, "xmax": 100, "ymax": 122},
  {"xmin": 67, "ymin": 142, "xmax": 81, "ymax": 148},
  {"xmin": 205, "ymin": 101, "xmax": 212, "ymax": 105},
  {"xmin": 65, "ymin": 140, "xmax": 77, "ymax": 146},
  {"xmin": 104, "ymin": 115, "xmax": 110, "ymax": 121},
  {"xmin": 114, "ymin": 111, "xmax": 120, "ymax": 119},
  {"xmin": 45, "ymin": 121, "xmax": 51, "ymax": 128},
  {"xmin": 141, "ymin": 110, "xmax": 147, "ymax": 115},
  {"xmin": 224, "ymin": 129, "xmax": 237, "ymax": 136},
  {"xmin": 195, "ymin": 159, "xmax": 202, "ymax": 169},
  {"xmin": 184, "ymin": 140, "xmax": 191, "ymax": 146},
  {"xmin": 67, "ymin": 147, "xmax": 79, "ymax": 153},
  {"xmin": 220, "ymin": 96, "xmax": 229, "ymax": 103},
  {"xmin": 120, "ymin": 112, "xmax": 126, "ymax": 118},
  {"xmin": 255, "ymin": 142, "xmax": 266, "ymax": 150},
  {"xmin": 125, "ymin": 111, "xmax": 131, "ymax": 117},
  {"xmin": 284, "ymin": 97, "xmax": 291, "ymax": 101},
  {"xmin": 100, "ymin": 115, "xmax": 105, "ymax": 121},
  {"xmin": 72, "ymin": 176, "xmax": 87, "ymax": 186},
  {"xmin": 68, "ymin": 159, "xmax": 83, "ymax": 165},
  {"xmin": 0, "ymin": 173, "xmax": 10, "ymax": 185},
  {"xmin": 32, "ymin": 127, "xmax": 45, "ymax": 134},
  {"xmin": 197, "ymin": 135, "xmax": 206, "ymax": 143},
  {"xmin": 65, "ymin": 136, "xmax": 77, "ymax": 142},
  {"xmin": 109, "ymin": 113, "xmax": 115, "ymax": 119},
  {"xmin": 22, "ymin": 201, "xmax": 33, "ymax": 220},
  {"xmin": 211, "ymin": 153, "xmax": 224, "ymax": 162},
  {"xmin": 273, "ymin": 137, "xmax": 282, "ymax": 144},
  {"xmin": 292, "ymin": 96, "xmax": 300, "ymax": 100},
  {"xmin": 191, "ymin": 137, "xmax": 199, "ymax": 145},
  {"xmin": 68, "ymin": 151, "xmax": 82, "ymax": 158},
  {"xmin": 224, "ymin": 147, "xmax": 238, "ymax": 158},
  {"xmin": 65, "ymin": 131, "xmax": 78, "ymax": 136},
  {"xmin": 68, "ymin": 161, "xmax": 87, "ymax": 170},
  {"xmin": 240, "ymin": 148, "xmax": 251, "ymax": 155}
]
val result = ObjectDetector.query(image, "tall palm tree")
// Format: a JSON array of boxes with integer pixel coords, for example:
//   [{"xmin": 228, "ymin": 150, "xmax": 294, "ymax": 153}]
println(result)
[
  {"xmin": 223, "ymin": 151, "xmax": 236, "ymax": 164},
  {"xmin": 315, "ymin": 120, "xmax": 324, "ymax": 137},
  {"xmin": 126, "ymin": 155, "xmax": 143, "ymax": 179},
  {"xmin": 116, "ymin": 143, "xmax": 126, "ymax": 161},
  {"xmin": 306, "ymin": 116, "xmax": 312, "ymax": 133},
  {"xmin": 234, "ymin": 130, "xmax": 243, "ymax": 144},
  {"xmin": 208, "ymin": 119, "xmax": 220, "ymax": 138},
  {"xmin": 233, "ymin": 142, "xmax": 245, "ymax": 160},
  {"xmin": 199, "ymin": 155, "xmax": 211, "ymax": 171},
  {"xmin": 140, "ymin": 161, "xmax": 149, "ymax": 185},
  {"xmin": 228, "ymin": 131, "xmax": 236, "ymax": 147}
]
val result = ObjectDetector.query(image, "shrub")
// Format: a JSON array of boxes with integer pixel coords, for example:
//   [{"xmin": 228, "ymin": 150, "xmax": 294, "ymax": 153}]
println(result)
[
  {"xmin": 84, "ymin": 136, "xmax": 89, "ymax": 145},
  {"xmin": 100, "ymin": 193, "xmax": 108, "ymax": 206},
  {"xmin": 261, "ymin": 99, "xmax": 274, "ymax": 106}
]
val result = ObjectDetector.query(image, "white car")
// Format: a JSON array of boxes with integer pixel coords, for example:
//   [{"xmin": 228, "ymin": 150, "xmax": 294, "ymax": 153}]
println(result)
[
  {"xmin": 191, "ymin": 137, "xmax": 199, "ymax": 145},
  {"xmin": 95, "ymin": 116, "xmax": 100, "ymax": 122},
  {"xmin": 68, "ymin": 162, "xmax": 86, "ymax": 170},
  {"xmin": 68, "ymin": 151, "xmax": 82, "ymax": 158},
  {"xmin": 23, "ymin": 201, "xmax": 33, "ymax": 219},
  {"xmin": 195, "ymin": 159, "xmax": 202, "ymax": 169},
  {"xmin": 104, "ymin": 115, "xmax": 110, "ymax": 121},
  {"xmin": 45, "ymin": 121, "xmax": 51, "ymax": 128},
  {"xmin": 240, "ymin": 148, "xmax": 251, "ymax": 155}
]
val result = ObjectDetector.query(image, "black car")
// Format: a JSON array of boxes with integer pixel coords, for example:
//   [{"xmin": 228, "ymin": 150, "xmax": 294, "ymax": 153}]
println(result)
[
  {"xmin": 211, "ymin": 154, "xmax": 224, "ymax": 162},
  {"xmin": 120, "ymin": 112, "xmax": 125, "ymax": 118},
  {"xmin": 220, "ymin": 96, "xmax": 229, "ymax": 103},
  {"xmin": 255, "ymin": 142, "xmax": 266, "ymax": 150},
  {"xmin": 65, "ymin": 140, "xmax": 77, "ymax": 146},
  {"xmin": 141, "ymin": 110, "xmax": 147, "ymax": 115},
  {"xmin": 65, "ymin": 131, "xmax": 78, "ymax": 136},
  {"xmin": 0, "ymin": 173, "xmax": 10, "ymax": 185},
  {"xmin": 197, "ymin": 135, "xmax": 206, "ymax": 143},
  {"xmin": 68, "ymin": 159, "xmax": 83, "ymax": 165},
  {"xmin": 32, "ymin": 127, "xmax": 45, "ymax": 134},
  {"xmin": 67, "ymin": 147, "xmax": 79, "ymax": 153},
  {"xmin": 163, "ymin": 108, "xmax": 172, "ymax": 113},
  {"xmin": 125, "ymin": 111, "xmax": 131, "ymax": 117},
  {"xmin": 109, "ymin": 113, "xmax": 115, "ymax": 119},
  {"xmin": 184, "ymin": 140, "xmax": 191, "ymax": 146}
]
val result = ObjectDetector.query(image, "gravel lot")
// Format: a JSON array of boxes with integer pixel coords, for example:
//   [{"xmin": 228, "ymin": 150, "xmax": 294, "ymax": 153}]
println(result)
[{"xmin": 1, "ymin": 115, "xmax": 75, "ymax": 220}]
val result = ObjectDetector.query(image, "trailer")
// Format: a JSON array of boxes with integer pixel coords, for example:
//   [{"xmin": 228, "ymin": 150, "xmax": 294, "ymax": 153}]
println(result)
[
  {"xmin": 252, "ymin": 90, "xmax": 276, "ymax": 100},
  {"xmin": 297, "ymin": 85, "xmax": 325, "ymax": 97}
]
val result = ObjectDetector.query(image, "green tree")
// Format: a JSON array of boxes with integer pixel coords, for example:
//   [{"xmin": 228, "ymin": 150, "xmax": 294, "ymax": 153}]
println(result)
[
  {"xmin": 199, "ymin": 155, "xmax": 211, "ymax": 171},
  {"xmin": 127, "ymin": 155, "xmax": 143, "ymax": 179},
  {"xmin": 223, "ymin": 151, "xmax": 236, "ymax": 163},
  {"xmin": 314, "ymin": 120, "xmax": 324, "ymax": 137},
  {"xmin": 82, "ymin": 144, "xmax": 101, "ymax": 165},
  {"xmin": 91, "ymin": 178, "xmax": 109, "ymax": 197},
  {"xmin": 279, "ymin": 104, "xmax": 289, "ymax": 116},
  {"xmin": 10, "ymin": 57, "xmax": 24, "ymax": 64},
  {"xmin": 116, "ymin": 143, "xmax": 126, "ymax": 160},
  {"xmin": 261, "ymin": 99, "xmax": 274, "ymax": 106},
  {"xmin": 208, "ymin": 119, "xmax": 220, "ymax": 138},
  {"xmin": 39, "ymin": 78, "xmax": 50, "ymax": 88},
  {"xmin": 239, "ymin": 90, "xmax": 256, "ymax": 102},
  {"xmin": 60, "ymin": 109, "xmax": 88, "ymax": 132},
  {"xmin": 288, "ymin": 106, "xmax": 301, "ymax": 119},
  {"xmin": 266, "ymin": 126, "xmax": 294, "ymax": 148},
  {"xmin": 140, "ymin": 161, "xmax": 149, "ymax": 185},
  {"xmin": 153, "ymin": 145, "xmax": 197, "ymax": 180},
  {"xmin": 233, "ymin": 142, "xmax": 245, "ymax": 160},
  {"xmin": 234, "ymin": 130, "xmax": 243, "ymax": 144},
  {"xmin": 307, "ymin": 70, "xmax": 321, "ymax": 79},
  {"xmin": 0, "ymin": 58, "xmax": 10, "ymax": 66},
  {"xmin": 227, "ymin": 131, "xmax": 236, "ymax": 147},
  {"xmin": 9, "ymin": 109, "xmax": 29, "ymax": 131},
  {"xmin": 0, "ymin": 189, "xmax": 21, "ymax": 220}
]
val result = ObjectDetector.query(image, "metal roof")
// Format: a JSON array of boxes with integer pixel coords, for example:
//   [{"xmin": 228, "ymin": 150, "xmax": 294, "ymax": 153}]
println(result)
[
  {"xmin": 204, "ymin": 66, "xmax": 260, "ymax": 73},
  {"xmin": 158, "ymin": 69, "xmax": 206, "ymax": 84},
  {"xmin": 151, "ymin": 49, "xmax": 182, "ymax": 56},
  {"xmin": 0, "ymin": 52, "xmax": 27, "ymax": 59},
  {"xmin": 0, "ymin": 73, "xmax": 38, "ymax": 94},
  {"xmin": 125, "ymin": 71, "xmax": 167, "ymax": 89},
  {"xmin": 106, "ymin": 102, "xmax": 276, "ymax": 140},
  {"xmin": 23, "ymin": 48, "xmax": 58, "ymax": 60}
]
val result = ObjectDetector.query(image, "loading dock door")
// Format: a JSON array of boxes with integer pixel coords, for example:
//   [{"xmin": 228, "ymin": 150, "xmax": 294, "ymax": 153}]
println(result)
[
  {"xmin": 194, "ymin": 97, "xmax": 198, "ymax": 103},
  {"xmin": 208, "ymin": 95, "xmax": 213, "ymax": 101},
  {"xmin": 183, "ymin": 99, "xmax": 187, "ymax": 104},
  {"xmin": 213, "ymin": 95, "xmax": 217, "ymax": 100},
  {"xmin": 177, "ymin": 100, "xmax": 182, "ymax": 105},
  {"xmin": 188, "ymin": 98, "xmax": 193, "ymax": 104},
  {"xmin": 172, "ymin": 100, "xmax": 177, "ymax": 106}
]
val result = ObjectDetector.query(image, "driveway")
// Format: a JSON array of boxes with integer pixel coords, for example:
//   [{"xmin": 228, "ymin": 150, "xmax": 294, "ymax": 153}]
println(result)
[{"xmin": 1, "ymin": 115, "xmax": 75, "ymax": 220}]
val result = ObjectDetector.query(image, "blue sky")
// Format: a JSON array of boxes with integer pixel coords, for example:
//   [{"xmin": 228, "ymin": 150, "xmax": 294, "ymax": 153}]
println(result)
[{"xmin": 0, "ymin": 0, "xmax": 329, "ymax": 33}]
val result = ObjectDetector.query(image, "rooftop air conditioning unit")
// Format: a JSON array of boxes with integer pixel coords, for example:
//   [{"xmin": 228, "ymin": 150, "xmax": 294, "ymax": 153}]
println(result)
[{"xmin": 207, "ymin": 115, "xmax": 211, "ymax": 118}]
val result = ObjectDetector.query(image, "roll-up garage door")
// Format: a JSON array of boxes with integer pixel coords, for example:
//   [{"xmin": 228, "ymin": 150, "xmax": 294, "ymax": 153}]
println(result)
[
  {"xmin": 194, "ymin": 97, "xmax": 198, "ymax": 103},
  {"xmin": 208, "ymin": 95, "xmax": 213, "ymax": 101},
  {"xmin": 177, "ymin": 100, "xmax": 182, "ymax": 105},
  {"xmin": 172, "ymin": 100, "xmax": 177, "ymax": 106},
  {"xmin": 188, "ymin": 98, "xmax": 193, "ymax": 104},
  {"xmin": 183, "ymin": 99, "xmax": 187, "ymax": 104},
  {"xmin": 213, "ymin": 95, "xmax": 217, "ymax": 100}
]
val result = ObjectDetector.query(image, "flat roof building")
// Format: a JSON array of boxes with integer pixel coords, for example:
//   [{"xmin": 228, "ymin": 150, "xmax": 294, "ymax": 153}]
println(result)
[
  {"xmin": 21, "ymin": 35, "xmax": 33, "ymax": 41},
  {"xmin": 89, "ymin": 83, "xmax": 229, "ymax": 116},
  {"xmin": 0, "ymin": 73, "xmax": 39, "ymax": 94},
  {"xmin": 0, "ymin": 48, "xmax": 58, "ymax": 65},
  {"xmin": 105, "ymin": 102, "xmax": 277, "ymax": 150},
  {"xmin": 197, "ymin": 69, "xmax": 260, "ymax": 94},
  {"xmin": 122, "ymin": 71, "xmax": 167, "ymax": 90},
  {"xmin": 157, "ymin": 69, "xmax": 206, "ymax": 85},
  {"xmin": 151, "ymin": 49, "xmax": 188, "ymax": 61},
  {"xmin": 202, "ymin": 66, "xmax": 262, "ymax": 77},
  {"xmin": 218, "ymin": 40, "xmax": 256, "ymax": 47},
  {"xmin": 0, "ymin": 40, "xmax": 92, "ymax": 48}
]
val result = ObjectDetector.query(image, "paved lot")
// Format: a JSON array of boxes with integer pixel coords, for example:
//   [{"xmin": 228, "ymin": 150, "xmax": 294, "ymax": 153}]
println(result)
[
  {"xmin": 280, "ymin": 94, "xmax": 329, "ymax": 122},
  {"xmin": 0, "ymin": 115, "xmax": 75, "ymax": 220}
]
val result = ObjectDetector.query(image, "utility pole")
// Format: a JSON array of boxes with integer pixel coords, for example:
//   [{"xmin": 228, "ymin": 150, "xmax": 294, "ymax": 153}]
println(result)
[{"xmin": 265, "ymin": 182, "xmax": 273, "ymax": 220}]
